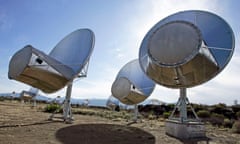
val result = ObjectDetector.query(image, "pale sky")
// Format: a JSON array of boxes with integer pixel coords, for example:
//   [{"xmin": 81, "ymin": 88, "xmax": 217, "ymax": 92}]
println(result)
[{"xmin": 0, "ymin": 0, "xmax": 239, "ymax": 105}]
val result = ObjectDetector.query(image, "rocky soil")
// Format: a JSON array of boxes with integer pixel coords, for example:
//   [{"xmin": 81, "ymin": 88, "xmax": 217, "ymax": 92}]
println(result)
[{"xmin": 0, "ymin": 100, "xmax": 240, "ymax": 144}]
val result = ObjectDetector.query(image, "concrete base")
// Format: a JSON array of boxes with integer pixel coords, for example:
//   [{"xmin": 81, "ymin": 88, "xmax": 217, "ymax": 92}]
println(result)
[{"xmin": 165, "ymin": 119, "xmax": 206, "ymax": 140}]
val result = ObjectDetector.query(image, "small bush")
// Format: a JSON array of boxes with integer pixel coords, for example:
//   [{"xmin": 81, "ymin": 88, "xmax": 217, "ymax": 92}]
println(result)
[
  {"xmin": 73, "ymin": 109, "xmax": 95, "ymax": 115},
  {"xmin": 44, "ymin": 104, "xmax": 61, "ymax": 113},
  {"xmin": 193, "ymin": 104, "xmax": 207, "ymax": 112},
  {"xmin": 166, "ymin": 104, "xmax": 175, "ymax": 111},
  {"xmin": 0, "ymin": 97, "xmax": 5, "ymax": 101},
  {"xmin": 236, "ymin": 111, "xmax": 240, "ymax": 119},
  {"xmin": 232, "ymin": 120, "xmax": 240, "ymax": 134},
  {"xmin": 148, "ymin": 114, "xmax": 156, "ymax": 120},
  {"xmin": 232, "ymin": 105, "xmax": 240, "ymax": 113},
  {"xmin": 209, "ymin": 113, "xmax": 224, "ymax": 127},
  {"xmin": 163, "ymin": 112, "xmax": 171, "ymax": 119},
  {"xmin": 223, "ymin": 119, "xmax": 234, "ymax": 128},
  {"xmin": 197, "ymin": 110, "xmax": 211, "ymax": 119}
]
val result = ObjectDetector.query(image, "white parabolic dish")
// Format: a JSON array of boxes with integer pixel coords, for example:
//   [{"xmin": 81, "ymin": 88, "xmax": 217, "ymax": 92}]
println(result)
[
  {"xmin": 9, "ymin": 29, "xmax": 95, "ymax": 93},
  {"xmin": 111, "ymin": 59, "xmax": 155, "ymax": 105},
  {"xmin": 139, "ymin": 10, "xmax": 235, "ymax": 88}
]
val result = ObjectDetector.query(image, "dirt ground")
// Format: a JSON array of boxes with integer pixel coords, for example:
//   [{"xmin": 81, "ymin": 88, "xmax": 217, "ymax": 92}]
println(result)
[{"xmin": 0, "ymin": 101, "xmax": 240, "ymax": 144}]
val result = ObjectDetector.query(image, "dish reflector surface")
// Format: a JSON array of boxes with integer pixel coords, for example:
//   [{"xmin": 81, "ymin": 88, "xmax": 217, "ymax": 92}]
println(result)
[{"xmin": 50, "ymin": 29, "xmax": 94, "ymax": 74}]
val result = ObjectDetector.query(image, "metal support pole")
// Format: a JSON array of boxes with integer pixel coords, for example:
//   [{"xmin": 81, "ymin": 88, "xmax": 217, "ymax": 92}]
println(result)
[
  {"xmin": 133, "ymin": 104, "xmax": 138, "ymax": 122},
  {"xmin": 180, "ymin": 88, "xmax": 187, "ymax": 122},
  {"xmin": 33, "ymin": 96, "xmax": 37, "ymax": 107},
  {"xmin": 63, "ymin": 81, "xmax": 73, "ymax": 123},
  {"xmin": 166, "ymin": 88, "xmax": 207, "ymax": 141}
]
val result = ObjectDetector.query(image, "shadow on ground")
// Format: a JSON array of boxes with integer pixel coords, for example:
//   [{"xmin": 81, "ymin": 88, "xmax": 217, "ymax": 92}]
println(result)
[{"xmin": 56, "ymin": 123, "xmax": 155, "ymax": 144}]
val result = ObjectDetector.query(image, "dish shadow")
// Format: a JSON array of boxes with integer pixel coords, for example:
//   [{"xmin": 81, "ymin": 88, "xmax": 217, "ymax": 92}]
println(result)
[{"xmin": 56, "ymin": 123, "xmax": 155, "ymax": 144}]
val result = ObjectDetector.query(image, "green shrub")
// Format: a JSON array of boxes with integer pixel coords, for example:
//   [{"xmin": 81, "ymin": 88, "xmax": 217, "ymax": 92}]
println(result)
[
  {"xmin": 73, "ymin": 109, "xmax": 95, "ymax": 115},
  {"xmin": 0, "ymin": 97, "xmax": 5, "ymax": 101},
  {"xmin": 231, "ymin": 105, "xmax": 240, "ymax": 113},
  {"xmin": 147, "ymin": 110, "xmax": 157, "ymax": 120},
  {"xmin": 163, "ymin": 112, "xmax": 171, "ymax": 119},
  {"xmin": 197, "ymin": 110, "xmax": 211, "ymax": 119},
  {"xmin": 192, "ymin": 104, "xmax": 207, "ymax": 112},
  {"xmin": 44, "ymin": 104, "xmax": 61, "ymax": 113},
  {"xmin": 209, "ymin": 113, "xmax": 224, "ymax": 127},
  {"xmin": 148, "ymin": 114, "xmax": 155, "ymax": 120},
  {"xmin": 166, "ymin": 104, "xmax": 175, "ymax": 111},
  {"xmin": 236, "ymin": 111, "xmax": 240, "ymax": 119},
  {"xmin": 232, "ymin": 120, "xmax": 240, "ymax": 133},
  {"xmin": 223, "ymin": 118, "xmax": 234, "ymax": 128}
]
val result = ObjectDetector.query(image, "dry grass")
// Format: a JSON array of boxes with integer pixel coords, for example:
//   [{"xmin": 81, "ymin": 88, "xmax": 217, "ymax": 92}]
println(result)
[{"xmin": 0, "ymin": 100, "xmax": 240, "ymax": 144}]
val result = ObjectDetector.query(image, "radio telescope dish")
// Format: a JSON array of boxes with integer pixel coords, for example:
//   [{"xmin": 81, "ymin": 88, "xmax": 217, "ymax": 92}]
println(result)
[
  {"xmin": 138, "ymin": 10, "xmax": 235, "ymax": 141},
  {"xmin": 139, "ymin": 10, "xmax": 235, "ymax": 88},
  {"xmin": 111, "ymin": 59, "xmax": 155, "ymax": 105},
  {"xmin": 9, "ymin": 29, "xmax": 95, "ymax": 123},
  {"xmin": 9, "ymin": 29, "xmax": 95, "ymax": 93}
]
